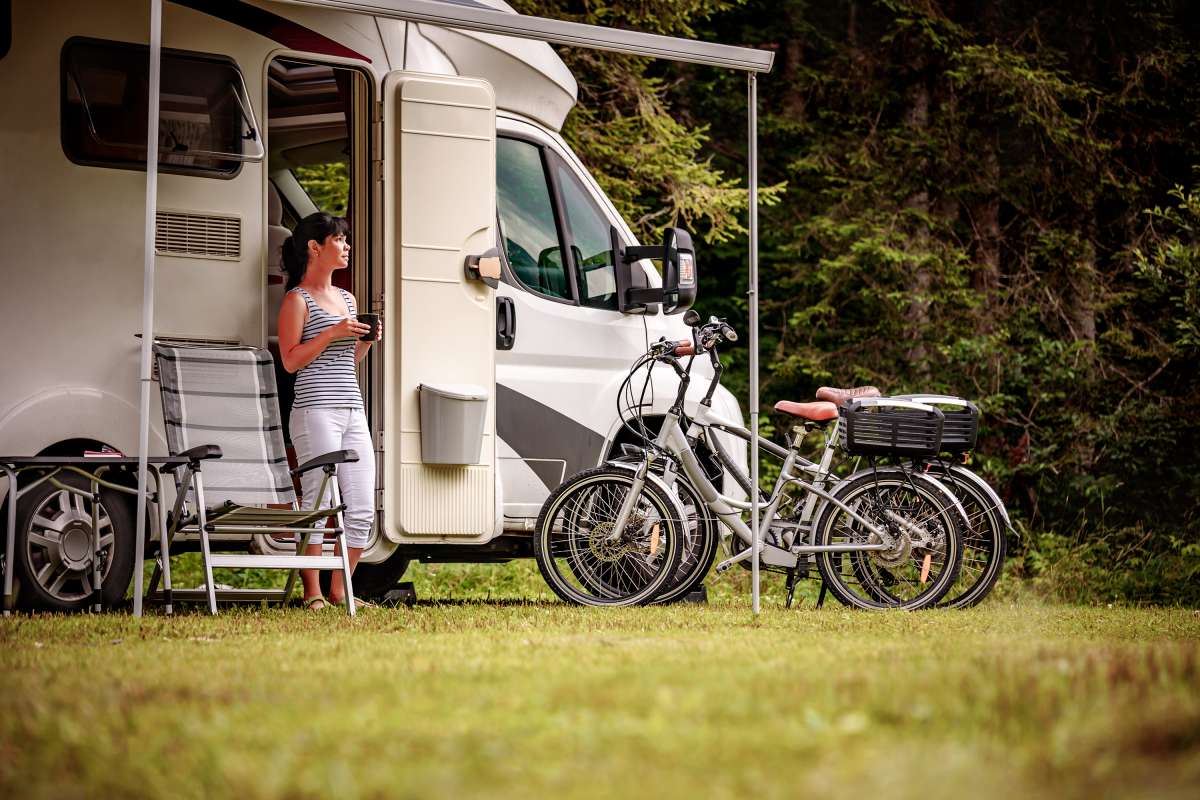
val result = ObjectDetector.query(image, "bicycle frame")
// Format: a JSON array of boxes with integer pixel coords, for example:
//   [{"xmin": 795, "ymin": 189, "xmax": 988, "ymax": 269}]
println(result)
[{"xmin": 608, "ymin": 355, "xmax": 903, "ymax": 573}]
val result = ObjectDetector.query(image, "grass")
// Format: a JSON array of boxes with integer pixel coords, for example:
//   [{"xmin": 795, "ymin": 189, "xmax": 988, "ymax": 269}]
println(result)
[{"xmin": 2, "ymin": 561, "xmax": 1199, "ymax": 800}]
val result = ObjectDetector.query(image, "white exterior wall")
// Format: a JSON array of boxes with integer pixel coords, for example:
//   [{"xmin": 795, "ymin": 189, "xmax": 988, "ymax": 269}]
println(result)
[{"xmin": 0, "ymin": 2, "xmax": 274, "ymax": 458}]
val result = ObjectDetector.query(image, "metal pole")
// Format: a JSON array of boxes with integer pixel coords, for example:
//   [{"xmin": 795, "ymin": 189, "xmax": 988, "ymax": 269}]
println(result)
[
  {"xmin": 133, "ymin": 0, "xmax": 163, "ymax": 617},
  {"xmin": 748, "ymin": 73, "xmax": 760, "ymax": 614}
]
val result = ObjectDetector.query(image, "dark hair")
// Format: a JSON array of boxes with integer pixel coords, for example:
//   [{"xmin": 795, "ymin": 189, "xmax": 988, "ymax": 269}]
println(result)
[{"xmin": 281, "ymin": 212, "xmax": 351, "ymax": 290}]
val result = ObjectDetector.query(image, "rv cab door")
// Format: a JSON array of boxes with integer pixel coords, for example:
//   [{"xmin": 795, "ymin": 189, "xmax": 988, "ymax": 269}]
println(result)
[{"xmin": 381, "ymin": 73, "xmax": 498, "ymax": 543}]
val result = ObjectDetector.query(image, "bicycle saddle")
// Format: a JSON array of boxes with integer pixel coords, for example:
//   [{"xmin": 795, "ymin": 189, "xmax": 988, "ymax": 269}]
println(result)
[
  {"xmin": 815, "ymin": 385, "xmax": 882, "ymax": 404},
  {"xmin": 773, "ymin": 400, "xmax": 839, "ymax": 421}
]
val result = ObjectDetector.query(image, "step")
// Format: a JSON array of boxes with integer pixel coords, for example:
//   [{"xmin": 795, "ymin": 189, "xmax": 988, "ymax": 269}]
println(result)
[
  {"xmin": 205, "ymin": 554, "xmax": 346, "ymax": 570},
  {"xmin": 149, "ymin": 588, "xmax": 290, "ymax": 604}
]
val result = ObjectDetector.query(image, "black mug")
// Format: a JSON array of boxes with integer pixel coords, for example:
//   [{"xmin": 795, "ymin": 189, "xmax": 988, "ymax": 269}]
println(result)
[{"xmin": 356, "ymin": 313, "xmax": 380, "ymax": 341}]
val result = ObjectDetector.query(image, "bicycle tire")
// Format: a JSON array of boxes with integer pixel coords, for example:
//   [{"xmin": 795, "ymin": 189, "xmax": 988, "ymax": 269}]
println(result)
[
  {"xmin": 922, "ymin": 464, "xmax": 1008, "ymax": 608},
  {"xmin": 813, "ymin": 471, "xmax": 963, "ymax": 610},
  {"xmin": 652, "ymin": 476, "xmax": 720, "ymax": 604},
  {"xmin": 533, "ymin": 467, "xmax": 685, "ymax": 606}
]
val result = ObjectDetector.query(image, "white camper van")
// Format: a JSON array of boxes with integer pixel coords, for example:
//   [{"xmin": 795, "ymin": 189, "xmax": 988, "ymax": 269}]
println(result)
[{"xmin": 0, "ymin": 0, "xmax": 745, "ymax": 610}]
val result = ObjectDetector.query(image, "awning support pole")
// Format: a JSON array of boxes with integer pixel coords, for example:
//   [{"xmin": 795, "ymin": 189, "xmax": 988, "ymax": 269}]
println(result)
[
  {"xmin": 748, "ymin": 72, "xmax": 760, "ymax": 614},
  {"xmin": 133, "ymin": 0, "xmax": 163, "ymax": 617}
]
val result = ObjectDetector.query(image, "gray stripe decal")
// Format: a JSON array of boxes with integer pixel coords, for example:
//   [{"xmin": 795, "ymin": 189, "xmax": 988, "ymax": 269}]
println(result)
[{"xmin": 495, "ymin": 383, "xmax": 606, "ymax": 490}]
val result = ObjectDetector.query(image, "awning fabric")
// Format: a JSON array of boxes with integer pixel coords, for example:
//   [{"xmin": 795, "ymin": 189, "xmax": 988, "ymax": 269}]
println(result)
[{"xmin": 273, "ymin": 0, "xmax": 775, "ymax": 72}]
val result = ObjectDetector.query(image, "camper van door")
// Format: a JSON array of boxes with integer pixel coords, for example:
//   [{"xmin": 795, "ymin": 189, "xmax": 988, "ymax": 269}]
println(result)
[{"xmin": 380, "ymin": 72, "xmax": 499, "ymax": 544}]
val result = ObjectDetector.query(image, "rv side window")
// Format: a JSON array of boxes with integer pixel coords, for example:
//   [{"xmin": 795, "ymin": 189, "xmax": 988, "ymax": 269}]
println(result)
[
  {"xmin": 61, "ymin": 38, "xmax": 263, "ymax": 176},
  {"xmin": 550, "ymin": 155, "xmax": 620, "ymax": 311},
  {"xmin": 1, "ymin": 1, "xmax": 10, "ymax": 62},
  {"xmin": 496, "ymin": 137, "xmax": 572, "ymax": 301}
]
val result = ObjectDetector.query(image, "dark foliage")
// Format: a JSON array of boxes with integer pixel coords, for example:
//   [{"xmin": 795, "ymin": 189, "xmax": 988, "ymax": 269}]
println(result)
[{"xmin": 522, "ymin": 1, "xmax": 1200, "ymax": 602}]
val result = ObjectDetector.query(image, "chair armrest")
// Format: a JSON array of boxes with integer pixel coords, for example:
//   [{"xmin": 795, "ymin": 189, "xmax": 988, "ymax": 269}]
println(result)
[
  {"xmin": 291, "ymin": 449, "xmax": 359, "ymax": 477},
  {"xmin": 180, "ymin": 444, "xmax": 223, "ymax": 463}
]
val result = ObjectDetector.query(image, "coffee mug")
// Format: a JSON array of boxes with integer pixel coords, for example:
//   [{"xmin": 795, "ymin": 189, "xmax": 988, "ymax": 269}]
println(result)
[{"xmin": 356, "ymin": 313, "xmax": 380, "ymax": 341}]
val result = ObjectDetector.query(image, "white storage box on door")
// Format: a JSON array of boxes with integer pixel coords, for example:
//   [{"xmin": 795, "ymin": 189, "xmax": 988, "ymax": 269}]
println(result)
[{"xmin": 419, "ymin": 383, "xmax": 490, "ymax": 464}]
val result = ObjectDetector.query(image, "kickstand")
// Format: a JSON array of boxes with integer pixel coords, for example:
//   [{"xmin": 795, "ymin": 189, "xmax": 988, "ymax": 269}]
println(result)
[
  {"xmin": 785, "ymin": 568, "xmax": 798, "ymax": 608},
  {"xmin": 816, "ymin": 580, "xmax": 828, "ymax": 609}
]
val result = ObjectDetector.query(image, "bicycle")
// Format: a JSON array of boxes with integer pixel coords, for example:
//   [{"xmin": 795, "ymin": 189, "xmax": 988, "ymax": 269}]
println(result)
[
  {"xmin": 814, "ymin": 388, "xmax": 1011, "ymax": 608},
  {"xmin": 533, "ymin": 312, "xmax": 969, "ymax": 609}
]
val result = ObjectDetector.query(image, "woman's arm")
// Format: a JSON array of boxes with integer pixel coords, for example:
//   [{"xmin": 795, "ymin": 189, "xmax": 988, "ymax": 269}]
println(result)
[{"xmin": 278, "ymin": 291, "xmax": 365, "ymax": 373}]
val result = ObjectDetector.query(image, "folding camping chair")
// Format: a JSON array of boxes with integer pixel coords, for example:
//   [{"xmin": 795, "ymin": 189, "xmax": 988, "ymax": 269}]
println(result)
[{"xmin": 145, "ymin": 344, "xmax": 358, "ymax": 616}]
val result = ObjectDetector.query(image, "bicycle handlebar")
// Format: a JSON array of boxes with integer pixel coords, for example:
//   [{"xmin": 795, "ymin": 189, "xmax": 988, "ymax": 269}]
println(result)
[{"xmin": 648, "ymin": 318, "xmax": 739, "ymax": 360}]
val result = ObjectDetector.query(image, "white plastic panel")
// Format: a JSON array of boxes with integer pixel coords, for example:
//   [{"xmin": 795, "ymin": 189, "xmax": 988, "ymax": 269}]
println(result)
[{"xmin": 382, "ymin": 72, "xmax": 497, "ymax": 541}]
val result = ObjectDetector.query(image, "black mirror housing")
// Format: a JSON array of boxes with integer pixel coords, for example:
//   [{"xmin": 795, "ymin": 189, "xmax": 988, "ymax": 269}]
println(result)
[
  {"xmin": 659, "ymin": 227, "xmax": 697, "ymax": 315},
  {"xmin": 610, "ymin": 225, "xmax": 699, "ymax": 315}
]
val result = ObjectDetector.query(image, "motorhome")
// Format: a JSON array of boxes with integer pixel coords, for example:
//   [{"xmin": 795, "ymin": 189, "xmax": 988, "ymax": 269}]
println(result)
[{"xmin": 0, "ymin": 0, "xmax": 745, "ymax": 611}]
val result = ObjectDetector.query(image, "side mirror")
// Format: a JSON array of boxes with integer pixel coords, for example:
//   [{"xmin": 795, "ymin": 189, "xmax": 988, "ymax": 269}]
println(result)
[
  {"xmin": 659, "ymin": 227, "xmax": 697, "ymax": 315},
  {"xmin": 610, "ymin": 225, "xmax": 699, "ymax": 315}
]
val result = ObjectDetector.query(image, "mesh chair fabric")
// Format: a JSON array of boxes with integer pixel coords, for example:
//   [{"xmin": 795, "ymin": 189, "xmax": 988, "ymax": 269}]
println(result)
[{"xmin": 154, "ymin": 345, "xmax": 297, "ymax": 506}]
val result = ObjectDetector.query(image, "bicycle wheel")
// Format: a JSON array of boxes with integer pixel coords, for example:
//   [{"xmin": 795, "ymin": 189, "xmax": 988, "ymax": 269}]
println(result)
[
  {"xmin": 652, "ymin": 476, "xmax": 720, "ymax": 604},
  {"xmin": 813, "ymin": 471, "xmax": 962, "ymax": 610},
  {"xmin": 533, "ymin": 467, "xmax": 685, "ymax": 606},
  {"xmin": 922, "ymin": 464, "xmax": 1008, "ymax": 608}
]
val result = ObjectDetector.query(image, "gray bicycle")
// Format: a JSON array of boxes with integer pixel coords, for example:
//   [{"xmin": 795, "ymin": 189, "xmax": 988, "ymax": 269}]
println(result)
[{"xmin": 533, "ymin": 312, "xmax": 969, "ymax": 609}]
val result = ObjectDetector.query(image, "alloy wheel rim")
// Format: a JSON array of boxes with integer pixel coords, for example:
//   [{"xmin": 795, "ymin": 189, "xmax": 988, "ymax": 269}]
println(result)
[{"xmin": 24, "ymin": 488, "xmax": 114, "ymax": 602}]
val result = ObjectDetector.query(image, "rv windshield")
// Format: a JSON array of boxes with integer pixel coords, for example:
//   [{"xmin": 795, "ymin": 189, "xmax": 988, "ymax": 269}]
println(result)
[{"xmin": 62, "ymin": 38, "xmax": 264, "ymax": 174}]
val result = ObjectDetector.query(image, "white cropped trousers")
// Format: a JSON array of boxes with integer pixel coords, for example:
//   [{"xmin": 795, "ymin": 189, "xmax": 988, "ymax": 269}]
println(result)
[{"xmin": 289, "ymin": 406, "xmax": 375, "ymax": 549}]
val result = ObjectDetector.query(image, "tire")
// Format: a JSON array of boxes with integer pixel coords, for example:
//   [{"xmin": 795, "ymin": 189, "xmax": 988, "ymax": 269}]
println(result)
[
  {"xmin": 533, "ymin": 467, "xmax": 685, "ymax": 606},
  {"xmin": 652, "ymin": 477, "xmax": 719, "ymax": 604},
  {"xmin": 319, "ymin": 550, "xmax": 410, "ymax": 600},
  {"xmin": 923, "ymin": 464, "xmax": 1007, "ymax": 608},
  {"xmin": 12, "ymin": 471, "xmax": 136, "ymax": 612},
  {"xmin": 813, "ymin": 471, "xmax": 962, "ymax": 610}
]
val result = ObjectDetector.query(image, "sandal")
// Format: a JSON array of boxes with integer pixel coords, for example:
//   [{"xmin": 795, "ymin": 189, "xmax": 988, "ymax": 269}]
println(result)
[{"xmin": 303, "ymin": 595, "xmax": 329, "ymax": 611}]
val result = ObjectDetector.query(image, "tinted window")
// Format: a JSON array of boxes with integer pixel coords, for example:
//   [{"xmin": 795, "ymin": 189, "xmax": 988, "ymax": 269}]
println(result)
[
  {"xmin": 62, "ymin": 38, "xmax": 262, "ymax": 176},
  {"xmin": 496, "ymin": 137, "xmax": 570, "ymax": 300},
  {"xmin": 551, "ymin": 155, "xmax": 619, "ymax": 310},
  {"xmin": 1, "ymin": 1, "xmax": 11, "ymax": 61}
]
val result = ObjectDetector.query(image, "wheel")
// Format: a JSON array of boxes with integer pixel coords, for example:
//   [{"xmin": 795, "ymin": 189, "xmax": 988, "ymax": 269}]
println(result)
[
  {"xmin": 813, "ymin": 471, "xmax": 962, "ymax": 610},
  {"xmin": 11, "ymin": 470, "xmax": 136, "ymax": 612},
  {"xmin": 319, "ymin": 549, "xmax": 410, "ymax": 600},
  {"xmin": 923, "ymin": 464, "xmax": 1007, "ymax": 608},
  {"xmin": 533, "ymin": 467, "xmax": 685, "ymax": 606},
  {"xmin": 652, "ymin": 476, "xmax": 719, "ymax": 604}
]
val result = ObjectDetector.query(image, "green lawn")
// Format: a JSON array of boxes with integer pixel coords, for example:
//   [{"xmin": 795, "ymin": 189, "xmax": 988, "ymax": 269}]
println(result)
[{"xmin": 2, "ymin": 562, "xmax": 1198, "ymax": 799}]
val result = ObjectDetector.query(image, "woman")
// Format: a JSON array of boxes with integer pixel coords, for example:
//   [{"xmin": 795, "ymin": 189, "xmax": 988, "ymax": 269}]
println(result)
[{"xmin": 277, "ymin": 212, "xmax": 380, "ymax": 611}]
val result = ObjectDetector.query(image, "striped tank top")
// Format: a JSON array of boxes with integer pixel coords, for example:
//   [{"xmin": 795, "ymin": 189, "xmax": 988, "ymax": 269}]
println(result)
[{"xmin": 291, "ymin": 287, "xmax": 364, "ymax": 410}]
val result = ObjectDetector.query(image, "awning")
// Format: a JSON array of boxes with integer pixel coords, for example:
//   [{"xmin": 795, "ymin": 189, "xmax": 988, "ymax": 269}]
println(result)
[{"xmin": 275, "ymin": 0, "xmax": 775, "ymax": 72}]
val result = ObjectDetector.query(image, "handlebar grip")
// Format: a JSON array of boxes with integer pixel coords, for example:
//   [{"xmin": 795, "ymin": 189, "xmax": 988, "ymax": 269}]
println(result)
[{"xmin": 673, "ymin": 339, "xmax": 696, "ymax": 357}]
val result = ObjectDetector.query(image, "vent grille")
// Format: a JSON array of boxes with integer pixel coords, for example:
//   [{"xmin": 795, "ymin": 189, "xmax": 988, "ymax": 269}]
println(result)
[
  {"xmin": 150, "ymin": 336, "xmax": 242, "ymax": 381},
  {"xmin": 155, "ymin": 211, "xmax": 241, "ymax": 260}
]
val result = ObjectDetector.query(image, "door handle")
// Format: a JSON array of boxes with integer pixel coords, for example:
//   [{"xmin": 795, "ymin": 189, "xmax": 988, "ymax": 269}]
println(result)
[{"xmin": 496, "ymin": 296, "xmax": 516, "ymax": 350}]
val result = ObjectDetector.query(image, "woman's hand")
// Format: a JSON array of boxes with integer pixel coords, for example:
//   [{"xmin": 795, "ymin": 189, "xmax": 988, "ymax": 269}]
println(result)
[
  {"xmin": 328, "ymin": 317, "xmax": 371, "ymax": 341},
  {"xmin": 355, "ymin": 317, "xmax": 381, "ymax": 362}
]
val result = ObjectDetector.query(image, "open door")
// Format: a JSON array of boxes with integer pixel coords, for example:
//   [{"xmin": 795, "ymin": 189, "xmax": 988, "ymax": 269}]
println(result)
[{"xmin": 381, "ymin": 73, "xmax": 498, "ymax": 543}]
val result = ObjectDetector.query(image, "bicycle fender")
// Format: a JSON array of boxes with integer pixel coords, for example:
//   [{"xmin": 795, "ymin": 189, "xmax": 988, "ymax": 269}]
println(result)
[
  {"xmin": 603, "ymin": 460, "xmax": 692, "ymax": 536},
  {"xmin": 943, "ymin": 464, "xmax": 1013, "ymax": 531},
  {"xmin": 817, "ymin": 467, "xmax": 973, "ymax": 534}
]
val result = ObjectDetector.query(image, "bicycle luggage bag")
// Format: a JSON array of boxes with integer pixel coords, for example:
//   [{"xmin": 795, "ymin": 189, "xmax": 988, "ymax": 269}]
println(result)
[
  {"xmin": 893, "ymin": 394, "xmax": 979, "ymax": 453},
  {"xmin": 838, "ymin": 398, "xmax": 944, "ymax": 457}
]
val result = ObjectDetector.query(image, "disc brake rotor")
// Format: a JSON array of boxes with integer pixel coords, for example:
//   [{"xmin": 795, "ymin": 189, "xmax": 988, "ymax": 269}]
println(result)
[
  {"xmin": 869, "ymin": 527, "xmax": 911, "ymax": 569},
  {"xmin": 588, "ymin": 520, "xmax": 640, "ymax": 562}
]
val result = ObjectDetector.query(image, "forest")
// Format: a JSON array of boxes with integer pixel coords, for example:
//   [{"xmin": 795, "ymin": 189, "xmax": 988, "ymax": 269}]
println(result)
[{"xmin": 504, "ymin": 0, "xmax": 1200, "ymax": 604}]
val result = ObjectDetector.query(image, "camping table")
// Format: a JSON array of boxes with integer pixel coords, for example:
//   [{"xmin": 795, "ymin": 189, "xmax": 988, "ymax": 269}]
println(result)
[{"xmin": 1, "ymin": 455, "xmax": 188, "ymax": 615}]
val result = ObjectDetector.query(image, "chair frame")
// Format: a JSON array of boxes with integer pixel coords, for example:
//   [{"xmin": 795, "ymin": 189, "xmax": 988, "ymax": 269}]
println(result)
[{"xmin": 146, "ymin": 342, "xmax": 361, "ymax": 617}]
